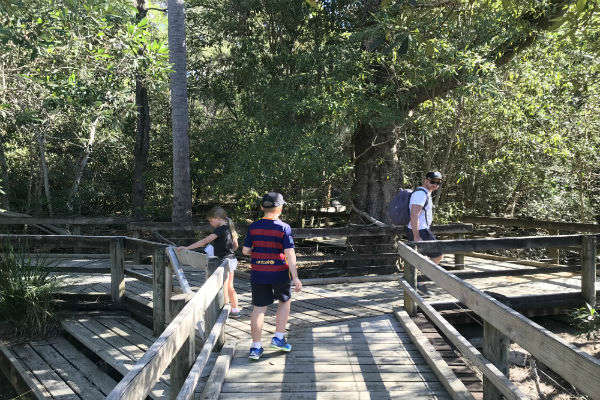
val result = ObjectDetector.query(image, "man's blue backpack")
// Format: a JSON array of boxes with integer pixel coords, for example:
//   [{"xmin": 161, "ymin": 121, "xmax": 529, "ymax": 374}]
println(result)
[{"xmin": 387, "ymin": 188, "xmax": 428, "ymax": 225}]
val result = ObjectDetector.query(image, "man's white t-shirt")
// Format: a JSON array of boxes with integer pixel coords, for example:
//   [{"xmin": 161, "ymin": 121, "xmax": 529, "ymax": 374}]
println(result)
[{"xmin": 407, "ymin": 187, "xmax": 433, "ymax": 230}]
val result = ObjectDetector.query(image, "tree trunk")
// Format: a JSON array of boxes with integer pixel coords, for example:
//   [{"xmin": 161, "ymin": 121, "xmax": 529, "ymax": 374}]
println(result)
[
  {"xmin": 132, "ymin": 0, "xmax": 151, "ymax": 219},
  {"xmin": 0, "ymin": 135, "xmax": 9, "ymax": 210},
  {"xmin": 67, "ymin": 116, "xmax": 100, "ymax": 213},
  {"xmin": 168, "ymin": 0, "xmax": 192, "ymax": 223},
  {"xmin": 351, "ymin": 122, "xmax": 401, "ymax": 223},
  {"xmin": 349, "ymin": 122, "xmax": 402, "ymax": 273},
  {"xmin": 37, "ymin": 130, "xmax": 53, "ymax": 216}
]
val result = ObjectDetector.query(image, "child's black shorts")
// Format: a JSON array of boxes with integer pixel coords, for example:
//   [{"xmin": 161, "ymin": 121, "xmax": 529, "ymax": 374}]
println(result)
[{"xmin": 251, "ymin": 281, "xmax": 292, "ymax": 307}]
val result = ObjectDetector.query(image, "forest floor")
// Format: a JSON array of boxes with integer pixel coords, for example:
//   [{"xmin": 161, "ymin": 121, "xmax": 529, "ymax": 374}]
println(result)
[{"xmin": 508, "ymin": 316, "xmax": 599, "ymax": 400}]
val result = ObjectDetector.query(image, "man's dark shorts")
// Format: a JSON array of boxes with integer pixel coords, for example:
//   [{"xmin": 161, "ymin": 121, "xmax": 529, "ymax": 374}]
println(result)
[
  {"xmin": 407, "ymin": 228, "xmax": 442, "ymax": 258},
  {"xmin": 251, "ymin": 281, "xmax": 292, "ymax": 307}
]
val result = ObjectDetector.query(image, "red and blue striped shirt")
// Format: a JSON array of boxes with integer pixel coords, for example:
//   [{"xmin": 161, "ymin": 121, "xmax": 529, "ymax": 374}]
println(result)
[{"xmin": 243, "ymin": 218, "xmax": 294, "ymax": 284}]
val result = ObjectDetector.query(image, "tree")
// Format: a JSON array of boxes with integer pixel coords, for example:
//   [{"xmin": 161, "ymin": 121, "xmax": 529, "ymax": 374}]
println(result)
[
  {"xmin": 132, "ymin": 0, "xmax": 152, "ymax": 219},
  {"xmin": 168, "ymin": 0, "xmax": 192, "ymax": 222}
]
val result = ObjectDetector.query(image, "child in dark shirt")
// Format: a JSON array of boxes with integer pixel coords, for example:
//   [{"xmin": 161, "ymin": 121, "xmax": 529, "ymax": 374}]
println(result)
[{"xmin": 177, "ymin": 206, "xmax": 240, "ymax": 317}]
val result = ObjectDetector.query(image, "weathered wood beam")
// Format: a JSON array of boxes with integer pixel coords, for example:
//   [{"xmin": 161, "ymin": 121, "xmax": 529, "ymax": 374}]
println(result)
[
  {"xmin": 110, "ymin": 238, "xmax": 125, "ymax": 303},
  {"xmin": 169, "ymin": 295, "xmax": 195, "ymax": 400},
  {"xmin": 394, "ymin": 310, "xmax": 475, "ymax": 400},
  {"xmin": 0, "ymin": 234, "xmax": 113, "ymax": 249},
  {"xmin": 199, "ymin": 340, "xmax": 236, "ymax": 400},
  {"xmin": 176, "ymin": 306, "xmax": 230, "ymax": 400},
  {"xmin": 153, "ymin": 248, "xmax": 168, "ymax": 336},
  {"xmin": 399, "ymin": 279, "xmax": 527, "ymax": 400},
  {"xmin": 127, "ymin": 222, "xmax": 212, "ymax": 232},
  {"xmin": 414, "ymin": 234, "xmax": 583, "ymax": 253},
  {"xmin": 106, "ymin": 267, "xmax": 225, "ymax": 400},
  {"xmin": 462, "ymin": 215, "xmax": 600, "ymax": 233},
  {"xmin": 293, "ymin": 223, "xmax": 473, "ymax": 238},
  {"xmin": 483, "ymin": 321, "xmax": 510, "ymax": 400},
  {"xmin": 581, "ymin": 235, "xmax": 597, "ymax": 307},
  {"xmin": 404, "ymin": 262, "xmax": 418, "ymax": 316},
  {"xmin": 0, "ymin": 216, "xmax": 137, "ymax": 225},
  {"xmin": 397, "ymin": 241, "xmax": 600, "ymax": 399}
]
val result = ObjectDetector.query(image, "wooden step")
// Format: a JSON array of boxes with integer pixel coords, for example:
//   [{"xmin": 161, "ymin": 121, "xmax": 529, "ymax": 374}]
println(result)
[
  {"xmin": 61, "ymin": 315, "xmax": 169, "ymax": 399},
  {"xmin": 60, "ymin": 315, "xmax": 217, "ymax": 399},
  {"xmin": 1, "ymin": 336, "xmax": 117, "ymax": 400}
]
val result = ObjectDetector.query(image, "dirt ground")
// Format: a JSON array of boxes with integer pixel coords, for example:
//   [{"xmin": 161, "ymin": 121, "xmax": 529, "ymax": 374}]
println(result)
[{"xmin": 504, "ymin": 316, "xmax": 599, "ymax": 400}]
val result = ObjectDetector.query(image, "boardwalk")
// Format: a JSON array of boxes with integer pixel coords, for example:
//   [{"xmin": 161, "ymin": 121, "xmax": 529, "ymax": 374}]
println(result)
[{"xmin": 4, "ymin": 252, "xmax": 598, "ymax": 399}]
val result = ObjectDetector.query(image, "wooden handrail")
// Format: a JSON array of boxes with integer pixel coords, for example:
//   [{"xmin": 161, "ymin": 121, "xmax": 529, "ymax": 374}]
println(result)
[
  {"xmin": 413, "ymin": 234, "xmax": 585, "ymax": 253},
  {"xmin": 176, "ymin": 305, "xmax": 230, "ymax": 400},
  {"xmin": 462, "ymin": 215, "xmax": 600, "ymax": 233},
  {"xmin": 293, "ymin": 223, "xmax": 473, "ymax": 238},
  {"xmin": 0, "ymin": 216, "xmax": 137, "ymax": 225},
  {"xmin": 399, "ymin": 279, "xmax": 527, "ymax": 400},
  {"xmin": 106, "ymin": 264, "xmax": 227, "ymax": 400},
  {"xmin": 166, "ymin": 246, "xmax": 198, "ymax": 294},
  {"xmin": 397, "ymin": 240, "xmax": 600, "ymax": 399}
]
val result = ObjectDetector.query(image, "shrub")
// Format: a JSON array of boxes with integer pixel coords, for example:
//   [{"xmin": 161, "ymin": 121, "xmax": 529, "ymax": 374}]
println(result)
[
  {"xmin": 0, "ymin": 243, "xmax": 60, "ymax": 337},
  {"xmin": 569, "ymin": 303, "xmax": 600, "ymax": 341}
]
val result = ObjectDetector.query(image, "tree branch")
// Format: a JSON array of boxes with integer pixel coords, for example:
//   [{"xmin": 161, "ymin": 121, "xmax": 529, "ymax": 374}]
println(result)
[{"xmin": 406, "ymin": 0, "xmax": 573, "ymax": 110}]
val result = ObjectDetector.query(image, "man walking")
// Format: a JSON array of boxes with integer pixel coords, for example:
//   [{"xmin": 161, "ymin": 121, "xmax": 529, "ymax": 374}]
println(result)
[{"xmin": 407, "ymin": 171, "xmax": 443, "ymax": 264}]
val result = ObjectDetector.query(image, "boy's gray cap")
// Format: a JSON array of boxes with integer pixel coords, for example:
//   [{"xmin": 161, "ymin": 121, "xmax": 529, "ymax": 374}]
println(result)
[{"xmin": 261, "ymin": 192, "xmax": 286, "ymax": 208}]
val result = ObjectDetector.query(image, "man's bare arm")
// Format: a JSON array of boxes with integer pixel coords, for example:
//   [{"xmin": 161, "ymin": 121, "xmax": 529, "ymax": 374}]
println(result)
[{"xmin": 410, "ymin": 204, "xmax": 423, "ymax": 241}]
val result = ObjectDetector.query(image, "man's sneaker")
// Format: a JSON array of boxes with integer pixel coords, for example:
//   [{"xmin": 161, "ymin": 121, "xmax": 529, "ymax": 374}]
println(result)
[
  {"xmin": 248, "ymin": 347, "xmax": 263, "ymax": 360},
  {"xmin": 270, "ymin": 337, "xmax": 292, "ymax": 352}
]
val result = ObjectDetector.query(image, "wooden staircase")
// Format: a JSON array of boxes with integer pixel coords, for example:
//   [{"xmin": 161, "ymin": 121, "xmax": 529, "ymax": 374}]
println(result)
[{"xmin": 1, "ymin": 313, "xmax": 218, "ymax": 400}]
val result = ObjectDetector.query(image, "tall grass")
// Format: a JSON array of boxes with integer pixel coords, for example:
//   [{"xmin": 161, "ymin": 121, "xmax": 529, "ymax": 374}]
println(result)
[{"xmin": 0, "ymin": 243, "xmax": 60, "ymax": 337}]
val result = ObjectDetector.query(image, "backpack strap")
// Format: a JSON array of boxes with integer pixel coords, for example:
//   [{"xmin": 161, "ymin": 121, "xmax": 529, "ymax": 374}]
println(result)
[{"xmin": 411, "ymin": 187, "xmax": 430, "ymax": 226}]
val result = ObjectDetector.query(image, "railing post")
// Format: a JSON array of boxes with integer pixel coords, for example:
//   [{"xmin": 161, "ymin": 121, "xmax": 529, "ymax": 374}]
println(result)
[
  {"xmin": 205, "ymin": 257, "xmax": 222, "ymax": 345},
  {"xmin": 581, "ymin": 235, "xmax": 597, "ymax": 308},
  {"xmin": 549, "ymin": 229, "xmax": 560, "ymax": 264},
  {"xmin": 216, "ymin": 260, "xmax": 230, "ymax": 349},
  {"xmin": 153, "ymin": 248, "xmax": 169, "ymax": 336},
  {"xmin": 132, "ymin": 229, "xmax": 142, "ymax": 264},
  {"xmin": 482, "ymin": 321, "xmax": 509, "ymax": 400},
  {"xmin": 168, "ymin": 294, "xmax": 195, "ymax": 400},
  {"xmin": 403, "ymin": 261, "xmax": 418, "ymax": 316},
  {"xmin": 110, "ymin": 238, "xmax": 125, "ymax": 303},
  {"xmin": 454, "ymin": 233, "xmax": 465, "ymax": 270}
]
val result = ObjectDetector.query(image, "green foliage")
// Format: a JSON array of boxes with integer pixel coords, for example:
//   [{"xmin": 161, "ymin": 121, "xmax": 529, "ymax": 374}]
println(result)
[
  {"xmin": 1, "ymin": 0, "xmax": 599, "ymax": 225},
  {"xmin": 569, "ymin": 303, "xmax": 600, "ymax": 340},
  {"xmin": 0, "ymin": 244, "xmax": 60, "ymax": 337}
]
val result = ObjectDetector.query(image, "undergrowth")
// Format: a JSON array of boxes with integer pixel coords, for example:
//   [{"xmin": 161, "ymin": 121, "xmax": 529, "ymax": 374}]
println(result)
[{"xmin": 0, "ymin": 243, "xmax": 60, "ymax": 338}]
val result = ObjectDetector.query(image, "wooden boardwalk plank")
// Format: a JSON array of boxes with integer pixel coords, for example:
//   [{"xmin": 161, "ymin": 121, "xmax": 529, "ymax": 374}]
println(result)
[
  {"xmin": 61, "ymin": 319, "xmax": 168, "ymax": 400},
  {"xmin": 47, "ymin": 336, "xmax": 118, "ymax": 396},
  {"xmin": 221, "ymin": 315, "xmax": 456, "ymax": 399},
  {"xmin": 30, "ymin": 342, "xmax": 106, "ymax": 400},
  {"xmin": 11, "ymin": 344, "xmax": 80, "ymax": 400}
]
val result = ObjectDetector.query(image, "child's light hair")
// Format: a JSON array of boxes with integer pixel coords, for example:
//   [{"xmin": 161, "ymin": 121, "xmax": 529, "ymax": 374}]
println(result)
[{"xmin": 207, "ymin": 206, "xmax": 238, "ymax": 242}]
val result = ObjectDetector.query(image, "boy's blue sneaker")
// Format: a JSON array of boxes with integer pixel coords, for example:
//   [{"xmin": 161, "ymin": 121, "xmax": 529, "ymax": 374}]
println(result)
[
  {"xmin": 248, "ymin": 347, "xmax": 263, "ymax": 360},
  {"xmin": 270, "ymin": 336, "xmax": 292, "ymax": 352}
]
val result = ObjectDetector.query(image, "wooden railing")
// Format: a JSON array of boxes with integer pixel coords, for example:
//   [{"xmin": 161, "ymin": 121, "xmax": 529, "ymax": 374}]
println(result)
[
  {"xmin": 0, "ymin": 234, "xmax": 167, "ymax": 302},
  {"xmin": 400, "ymin": 234, "xmax": 599, "ymax": 400},
  {"xmin": 462, "ymin": 215, "xmax": 600, "ymax": 233},
  {"xmin": 107, "ymin": 249, "xmax": 232, "ymax": 400},
  {"xmin": 462, "ymin": 216, "xmax": 600, "ymax": 264}
]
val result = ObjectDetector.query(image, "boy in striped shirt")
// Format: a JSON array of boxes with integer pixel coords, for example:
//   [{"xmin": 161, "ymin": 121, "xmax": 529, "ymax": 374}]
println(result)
[{"xmin": 242, "ymin": 192, "xmax": 303, "ymax": 360}]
